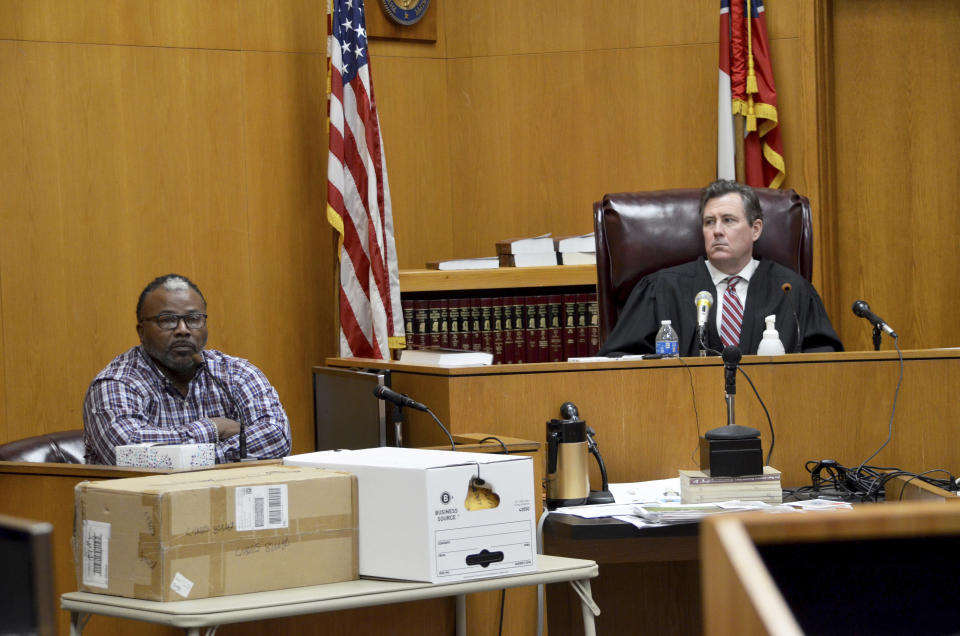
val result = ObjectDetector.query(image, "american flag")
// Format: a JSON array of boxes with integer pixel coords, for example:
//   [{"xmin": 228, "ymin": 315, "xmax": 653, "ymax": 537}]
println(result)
[
  {"xmin": 327, "ymin": 0, "xmax": 405, "ymax": 358},
  {"xmin": 718, "ymin": 0, "xmax": 786, "ymax": 189}
]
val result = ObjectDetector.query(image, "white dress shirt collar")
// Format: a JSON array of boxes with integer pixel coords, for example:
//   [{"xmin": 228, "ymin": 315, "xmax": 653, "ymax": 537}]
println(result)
[{"xmin": 705, "ymin": 257, "xmax": 759, "ymax": 287}]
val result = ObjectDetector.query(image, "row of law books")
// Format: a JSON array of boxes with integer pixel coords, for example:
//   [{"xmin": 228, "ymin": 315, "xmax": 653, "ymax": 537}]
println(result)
[
  {"xmin": 401, "ymin": 292, "xmax": 600, "ymax": 364},
  {"xmin": 426, "ymin": 233, "xmax": 596, "ymax": 270}
]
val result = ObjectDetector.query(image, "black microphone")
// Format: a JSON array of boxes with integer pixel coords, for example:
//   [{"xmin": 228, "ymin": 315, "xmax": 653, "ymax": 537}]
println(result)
[
  {"xmin": 372, "ymin": 386, "xmax": 456, "ymax": 451},
  {"xmin": 372, "ymin": 385, "xmax": 428, "ymax": 412},
  {"xmin": 192, "ymin": 352, "xmax": 250, "ymax": 461},
  {"xmin": 722, "ymin": 345, "xmax": 741, "ymax": 396},
  {"xmin": 852, "ymin": 300, "xmax": 897, "ymax": 338},
  {"xmin": 781, "ymin": 283, "xmax": 802, "ymax": 353}
]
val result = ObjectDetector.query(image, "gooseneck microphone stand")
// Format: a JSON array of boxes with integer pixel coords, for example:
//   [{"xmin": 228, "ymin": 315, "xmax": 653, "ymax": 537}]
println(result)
[
  {"xmin": 724, "ymin": 345, "xmax": 739, "ymax": 427},
  {"xmin": 193, "ymin": 353, "xmax": 254, "ymax": 462}
]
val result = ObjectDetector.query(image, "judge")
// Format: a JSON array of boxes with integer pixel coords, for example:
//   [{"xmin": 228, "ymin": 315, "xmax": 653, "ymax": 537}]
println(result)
[{"xmin": 599, "ymin": 180, "xmax": 843, "ymax": 357}]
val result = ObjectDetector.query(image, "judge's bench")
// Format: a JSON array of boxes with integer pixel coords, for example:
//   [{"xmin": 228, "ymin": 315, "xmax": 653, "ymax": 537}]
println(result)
[{"xmin": 328, "ymin": 347, "xmax": 960, "ymax": 634}]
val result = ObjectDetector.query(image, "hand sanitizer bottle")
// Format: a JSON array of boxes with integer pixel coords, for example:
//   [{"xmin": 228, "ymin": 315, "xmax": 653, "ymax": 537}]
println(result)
[{"xmin": 756, "ymin": 314, "xmax": 786, "ymax": 356}]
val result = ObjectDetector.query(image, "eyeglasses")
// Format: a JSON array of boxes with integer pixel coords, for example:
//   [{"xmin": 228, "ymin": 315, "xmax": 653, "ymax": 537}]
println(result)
[{"xmin": 139, "ymin": 313, "xmax": 207, "ymax": 330}]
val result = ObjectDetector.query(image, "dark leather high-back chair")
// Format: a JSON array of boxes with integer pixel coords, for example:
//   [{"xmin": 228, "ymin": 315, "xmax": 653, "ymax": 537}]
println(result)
[
  {"xmin": 0, "ymin": 430, "xmax": 86, "ymax": 463},
  {"xmin": 593, "ymin": 188, "xmax": 813, "ymax": 340}
]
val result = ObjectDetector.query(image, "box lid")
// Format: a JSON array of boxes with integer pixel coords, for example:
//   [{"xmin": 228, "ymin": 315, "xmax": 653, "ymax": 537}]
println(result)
[
  {"xmin": 286, "ymin": 447, "xmax": 529, "ymax": 470},
  {"xmin": 77, "ymin": 464, "xmax": 349, "ymax": 494}
]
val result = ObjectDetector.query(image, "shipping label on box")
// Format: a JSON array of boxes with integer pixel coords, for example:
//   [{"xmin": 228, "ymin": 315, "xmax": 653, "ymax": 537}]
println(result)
[
  {"xmin": 73, "ymin": 464, "xmax": 358, "ymax": 601},
  {"xmin": 115, "ymin": 443, "xmax": 216, "ymax": 469},
  {"xmin": 285, "ymin": 447, "xmax": 537, "ymax": 583}
]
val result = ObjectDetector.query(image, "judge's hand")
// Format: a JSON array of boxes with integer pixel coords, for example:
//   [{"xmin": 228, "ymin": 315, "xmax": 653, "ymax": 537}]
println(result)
[{"xmin": 211, "ymin": 417, "xmax": 242, "ymax": 440}]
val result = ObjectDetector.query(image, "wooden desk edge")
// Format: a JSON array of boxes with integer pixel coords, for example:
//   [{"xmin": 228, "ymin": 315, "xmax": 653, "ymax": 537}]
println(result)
[{"xmin": 325, "ymin": 348, "xmax": 960, "ymax": 376}]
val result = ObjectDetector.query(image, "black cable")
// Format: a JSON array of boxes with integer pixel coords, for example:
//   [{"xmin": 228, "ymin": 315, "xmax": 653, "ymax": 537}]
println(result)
[
  {"xmin": 675, "ymin": 356, "xmax": 703, "ymax": 466},
  {"xmin": 478, "ymin": 436, "xmax": 509, "ymax": 454},
  {"xmin": 498, "ymin": 589, "xmax": 505, "ymax": 636},
  {"xmin": 735, "ymin": 365, "xmax": 775, "ymax": 465},
  {"xmin": 425, "ymin": 408, "xmax": 456, "ymax": 451},
  {"xmin": 853, "ymin": 335, "xmax": 903, "ymax": 477},
  {"xmin": 796, "ymin": 459, "xmax": 957, "ymax": 502}
]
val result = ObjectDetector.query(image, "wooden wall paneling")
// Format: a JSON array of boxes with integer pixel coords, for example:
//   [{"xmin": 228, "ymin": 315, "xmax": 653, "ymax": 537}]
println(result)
[
  {"xmin": 548, "ymin": 561, "xmax": 701, "ymax": 636},
  {"xmin": 0, "ymin": 40, "xmax": 248, "ymax": 444},
  {"xmin": 239, "ymin": 49, "xmax": 331, "ymax": 454},
  {"xmin": 443, "ymin": 0, "xmax": 717, "ymax": 58},
  {"xmin": 446, "ymin": 44, "xmax": 719, "ymax": 260},
  {"xmin": 831, "ymin": 0, "xmax": 960, "ymax": 351},
  {"xmin": 217, "ymin": 600, "xmax": 454, "ymax": 635},
  {"xmin": 237, "ymin": 0, "xmax": 445, "ymax": 54},
  {"xmin": 368, "ymin": 55, "xmax": 452, "ymax": 269},
  {"xmin": 801, "ymin": 0, "xmax": 840, "ymax": 318},
  {"xmin": 0, "ymin": 0, "xmax": 241, "ymax": 49},
  {"xmin": 239, "ymin": 0, "xmax": 324, "ymax": 53}
]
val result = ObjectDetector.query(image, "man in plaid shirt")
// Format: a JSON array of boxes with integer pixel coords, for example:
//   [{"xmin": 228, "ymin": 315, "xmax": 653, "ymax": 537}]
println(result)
[{"xmin": 83, "ymin": 274, "xmax": 291, "ymax": 464}]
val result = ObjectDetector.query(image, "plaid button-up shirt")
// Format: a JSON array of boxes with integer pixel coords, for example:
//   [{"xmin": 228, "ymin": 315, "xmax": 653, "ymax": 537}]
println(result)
[{"xmin": 83, "ymin": 346, "xmax": 291, "ymax": 464}]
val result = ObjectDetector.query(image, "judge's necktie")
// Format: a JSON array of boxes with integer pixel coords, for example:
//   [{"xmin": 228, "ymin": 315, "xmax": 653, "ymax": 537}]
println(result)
[{"xmin": 720, "ymin": 276, "xmax": 744, "ymax": 348}]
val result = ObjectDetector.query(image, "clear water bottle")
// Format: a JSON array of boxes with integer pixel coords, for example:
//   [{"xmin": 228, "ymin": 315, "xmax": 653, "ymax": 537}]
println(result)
[{"xmin": 655, "ymin": 320, "xmax": 679, "ymax": 357}]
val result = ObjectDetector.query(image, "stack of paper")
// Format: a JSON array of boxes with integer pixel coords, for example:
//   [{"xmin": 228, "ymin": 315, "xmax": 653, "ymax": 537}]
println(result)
[
  {"xmin": 399, "ymin": 347, "xmax": 494, "ymax": 367},
  {"xmin": 554, "ymin": 233, "xmax": 596, "ymax": 265},
  {"xmin": 633, "ymin": 501, "xmax": 770, "ymax": 524},
  {"xmin": 496, "ymin": 234, "xmax": 558, "ymax": 267},
  {"xmin": 425, "ymin": 257, "xmax": 499, "ymax": 271}
]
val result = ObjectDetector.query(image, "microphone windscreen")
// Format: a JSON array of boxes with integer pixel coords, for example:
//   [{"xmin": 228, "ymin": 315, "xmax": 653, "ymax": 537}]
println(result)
[
  {"xmin": 722, "ymin": 345, "xmax": 742, "ymax": 365},
  {"xmin": 695, "ymin": 290, "xmax": 713, "ymax": 307},
  {"xmin": 852, "ymin": 300, "xmax": 869, "ymax": 317}
]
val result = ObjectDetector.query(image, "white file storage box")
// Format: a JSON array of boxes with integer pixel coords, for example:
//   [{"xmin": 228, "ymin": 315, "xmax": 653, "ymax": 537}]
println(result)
[{"xmin": 285, "ymin": 447, "xmax": 536, "ymax": 583}]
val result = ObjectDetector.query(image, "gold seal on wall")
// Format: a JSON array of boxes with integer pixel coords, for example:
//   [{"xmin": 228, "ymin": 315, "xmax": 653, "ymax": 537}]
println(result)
[{"xmin": 379, "ymin": 0, "xmax": 431, "ymax": 26}]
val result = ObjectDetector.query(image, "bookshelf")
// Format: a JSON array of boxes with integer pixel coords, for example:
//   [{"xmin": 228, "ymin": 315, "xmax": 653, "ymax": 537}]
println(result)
[
  {"xmin": 398, "ymin": 265, "xmax": 599, "ymax": 363},
  {"xmin": 399, "ymin": 264, "xmax": 596, "ymax": 293}
]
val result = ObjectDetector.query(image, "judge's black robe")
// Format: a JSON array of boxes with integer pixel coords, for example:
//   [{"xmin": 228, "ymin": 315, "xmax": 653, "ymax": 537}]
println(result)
[{"xmin": 599, "ymin": 257, "xmax": 843, "ymax": 357}]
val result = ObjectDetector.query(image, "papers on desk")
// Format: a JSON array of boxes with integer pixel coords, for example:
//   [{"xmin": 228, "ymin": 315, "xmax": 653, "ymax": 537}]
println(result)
[
  {"xmin": 609, "ymin": 478, "xmax": 682, "ymax": 504},
  {"xmin": 551, "ymin": 478, "xmax": 853, "ymax": 527},
  {"xmin": 555, "ymin": 500, "xmax": 772, "ymax": 525},
  {"xmin": 633, "ymin": 501, "xmax": 769, "ymax": 524}
]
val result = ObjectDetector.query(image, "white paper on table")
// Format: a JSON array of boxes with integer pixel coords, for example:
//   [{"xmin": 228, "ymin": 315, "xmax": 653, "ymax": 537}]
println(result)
[
  {"xmin": 612, "ymin": 515, "xmax": 657, "ymax": 529},
  {"xmin": 715, "ymin": 500, "xmax": 771, "ymax": 510},
  {"xmin": 608, "ymin": 478, "xmax": 682, "ymax": 504},
  {"xmin": 552, "ymin": 503, "xmax": 639, "ymax": 518}
]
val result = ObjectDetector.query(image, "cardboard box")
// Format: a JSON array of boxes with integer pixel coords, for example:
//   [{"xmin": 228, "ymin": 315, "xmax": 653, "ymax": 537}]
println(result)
[
  {"xmin": 284, "ymin": 447, "xmax": 536, "ymax": 583},
  {"xmin": 74, "ymin": 464, "xmax": 358, "ymax": 601},
  {"xmin": 115, "ymin": 443, "xmax": 215, "ymax": 469}
]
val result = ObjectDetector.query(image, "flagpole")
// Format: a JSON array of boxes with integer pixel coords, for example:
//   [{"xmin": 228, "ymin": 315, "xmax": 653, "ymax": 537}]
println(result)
[{"xmin": 734, "ymin": 114, "xmax": 746, "ymax": 184}]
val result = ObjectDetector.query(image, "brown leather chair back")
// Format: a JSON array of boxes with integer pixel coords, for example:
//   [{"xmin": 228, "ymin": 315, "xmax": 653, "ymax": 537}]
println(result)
[
  {"xmin": 594, "ymin": 188, "xmax": 813, "ymax": 340},
  {"xmin": 0, "ymin": 430, "xmax": 86, "ymax": 463}
]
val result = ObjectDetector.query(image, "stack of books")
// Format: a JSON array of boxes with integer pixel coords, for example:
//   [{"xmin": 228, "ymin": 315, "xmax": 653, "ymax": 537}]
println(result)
[
  {"xmin": 402, "ymin": 292, "xmax": 600, "ymax": 364},
  {"xmin": 678, "ymin": 466, "xmax": 783, "ymax": 505},
  {"xmin": 555, "ymin": 233, "xmax": 596, "ymax": 265},
  {"xmin": 496, "ymin": 234, "xmax": 558, "ymax": 267}
]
